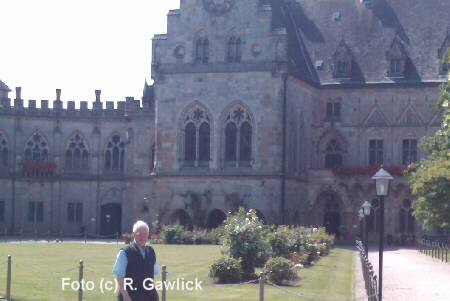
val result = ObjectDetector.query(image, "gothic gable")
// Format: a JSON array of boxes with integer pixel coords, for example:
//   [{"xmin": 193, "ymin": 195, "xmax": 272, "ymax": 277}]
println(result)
[
  {"xmin": 397, "ymin": 103, "xmax": 424, "ymax": 126},
  {"xmin": 363, "ymin": 105, "xmax": 390, "ymax": 127}
]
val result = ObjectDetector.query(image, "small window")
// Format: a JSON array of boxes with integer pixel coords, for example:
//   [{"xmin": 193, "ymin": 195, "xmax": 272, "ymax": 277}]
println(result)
[
  {"xmin": 68, "ymin": 202, "xmax": 83, "ymax": 223},
  {"xmin": 0, "ymin": 201, "xmax": 4, "ymax": 222},
  {"xmin": 326, "ymin": 102, "xmax": 341, "ymax": 119},
  {"xmin": 28, "ymin": 201, "xmax": 44, "ymax": 223},
  {"xmin": 369, "ymin": 139, "xmax": 384, "ymax": 166},
  {"xmin": 227, "ymin": 36, "xmax": 242, "ymax": 63},
  {"xmin": 195, "ymin": 37, "xmax": 209, "ymax": 64},
  {"xmin": 0, "ymin": 133, "xmax": 8, "ymax": 167},
  {"xmin": 390, "ymin": 59, "xmax": 401, "ymax": 74},
  {"xmin": 402, "ymin": 139, "xmax": 417, "ymax": 165}
]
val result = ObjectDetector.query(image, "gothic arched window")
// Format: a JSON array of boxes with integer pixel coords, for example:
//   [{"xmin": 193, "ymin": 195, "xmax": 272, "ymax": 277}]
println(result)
[
  {"xmin": 185, "ymin": 122, "xmax": 196, "ymax": 165},
  {"xmin": 25, "ymin": 132, "xmax": 49, "ymax": 162},
  {"xmin": 65, "ymin": 133, "xmax": 89, "ymax": 170},
  {"xmin": 224, "ymin": 105, "xmax": 253, "ymax": 167},
  {"xmin": 227, "ymin": 36, "xmax": 242, "ymax": 63},
  {"xmin": 0, "ymin": 133, "xmax": 8, "ymax": 167},
  {"xmin": 325, "ymin": 139, "xmax": 343, "ymax": 169},
  {"xmin": 105, "ymin": 134, "xmax": 125, "ymax": 171},
  {"xmin": 195, "ymin": 37, "xmax": 209, "ymax": 64},
  {"xmin": 182, "ymin": 105, "xmax": 211, "ymax": 168},
  {"xmin": 399, "ymin": 199, "xmax": 415, "ymax": 233}
]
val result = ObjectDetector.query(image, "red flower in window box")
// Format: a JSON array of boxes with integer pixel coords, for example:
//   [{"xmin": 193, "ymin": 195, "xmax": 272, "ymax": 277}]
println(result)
[{"xmin": 332, "ymin": 165, "xmax": 406, "ymax": 177}]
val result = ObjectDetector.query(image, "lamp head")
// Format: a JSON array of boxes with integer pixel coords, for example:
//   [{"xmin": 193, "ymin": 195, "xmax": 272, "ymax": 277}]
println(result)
[
  {"xmin": 371, "ymin": 167, "xmax": 393, "ymax": 197},
  {"xmin": 362, "ymin": 201, "xmax": 372, "ymax": 216},
  {"xmin": 358, "ymin": 208, "xmax": 364, "ymax": 220}
]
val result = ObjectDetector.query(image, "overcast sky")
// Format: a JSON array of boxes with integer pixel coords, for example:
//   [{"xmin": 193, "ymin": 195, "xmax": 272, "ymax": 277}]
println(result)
[{"xmin": 0, "ymin": 0, "xmax": 179, "ymax": 105}]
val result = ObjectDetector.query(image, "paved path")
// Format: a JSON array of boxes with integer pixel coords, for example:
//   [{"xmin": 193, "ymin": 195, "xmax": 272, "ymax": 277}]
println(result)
[{"xmin": 355, "ymin": 247, "xmax": 450, "ymax": 301}]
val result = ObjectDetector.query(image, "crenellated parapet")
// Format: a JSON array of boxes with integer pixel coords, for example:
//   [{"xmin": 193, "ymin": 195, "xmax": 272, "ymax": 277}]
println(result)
[{"xmin": 0, "ymin": 87, "xmax": 154, "ymax": 118}]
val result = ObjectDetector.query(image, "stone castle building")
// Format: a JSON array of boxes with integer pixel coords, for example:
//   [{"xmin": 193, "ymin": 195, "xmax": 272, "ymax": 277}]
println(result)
[{"xmin": 0, "ymin": 0, "xmax": 449, "ymax": 241}]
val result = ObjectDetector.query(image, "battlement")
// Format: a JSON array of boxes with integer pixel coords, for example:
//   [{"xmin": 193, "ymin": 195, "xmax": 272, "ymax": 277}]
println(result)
[{"xmin": 0, "ymin": 87, "xmax": 153, "ymax": 118}]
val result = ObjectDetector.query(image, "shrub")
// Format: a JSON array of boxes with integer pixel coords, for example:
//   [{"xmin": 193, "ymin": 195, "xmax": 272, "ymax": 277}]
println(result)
[
  {"xmin": 267, "ymin": 227, "xmax": 293, "ymax": 258},
  {"xmin": 160, "ymin": 225, "xmax": 186, "ymax": 244},
  {"xmin": 208, "ymin": 226, "xmax": 225, "ymax": 245},
  {"xmin": 209, "ymin": 257, "xmax": 242, "ymax": 284},
  {"xmin": 264, "ymin": 257, "xmax": 300, "ymax": 285},
  {"xmin": 222, "ymin": 208, "xmax": 272, "ymax": 274}
]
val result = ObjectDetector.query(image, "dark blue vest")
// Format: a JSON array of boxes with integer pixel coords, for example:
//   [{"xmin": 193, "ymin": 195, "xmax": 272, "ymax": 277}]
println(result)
[{"xmin": 119, "ymin": 243, "xmax": 157, "ymax": 301}]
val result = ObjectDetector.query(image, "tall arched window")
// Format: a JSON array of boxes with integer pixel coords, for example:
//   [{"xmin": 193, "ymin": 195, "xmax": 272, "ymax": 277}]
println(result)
[
  {"xmin": 198, "ymin": 122, "xmax": 210, "ymax": 164},
  {"xmin": 0, "ymin": 132, "xmax": 8, "ymax": 168},
  {"xmin": 25, "ymin": 132, "xmax": 49, "ymax": 162},
  {"xmin": 224, "ymin": 104, "xmax": 253, "ymax": 167},
  {"xmin": 325, "ymin": 139, "xmax": 343, "ymax": 169},
  {"xmin": 185, "ymin": 123, "xmax": 196, "ymax": 166},
  {"xmin": 195, "ymin": 37, "xmax": 209, "ymax": 64},
  {"xmin": 227, "ymin": 36, "xmax": 242, "ymax": 63},
  {"xmin": 65, "ymin": 133, "xmax": 89, "ymax": 170},
  {"xmin": 105, "ymin": 134, "xmax": 125, "ymax": 171},
  {"xmin": 182, "ymin": 105, "xmax": 211, "ymax": 168},
  {"xmin": 399, "ymin": 199, "xmax": 415, "ymax": 233}
]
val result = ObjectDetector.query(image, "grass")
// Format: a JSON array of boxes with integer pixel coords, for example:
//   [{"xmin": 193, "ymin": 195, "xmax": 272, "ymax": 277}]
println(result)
[{"xmin": 0, "ymin": 242, "xmax": 354, "ymax": 301}]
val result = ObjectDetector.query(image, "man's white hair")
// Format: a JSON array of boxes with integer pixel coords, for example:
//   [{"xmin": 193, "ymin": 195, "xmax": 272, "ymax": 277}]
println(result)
[{"xmin": 133, "ymin": 220, "xmax": 149, "ymax": 233}]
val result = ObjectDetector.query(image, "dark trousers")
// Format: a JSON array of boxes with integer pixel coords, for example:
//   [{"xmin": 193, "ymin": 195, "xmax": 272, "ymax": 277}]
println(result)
[{"xmin": 118, "ymin": 290, "xmax": 159, "ymax": 301}]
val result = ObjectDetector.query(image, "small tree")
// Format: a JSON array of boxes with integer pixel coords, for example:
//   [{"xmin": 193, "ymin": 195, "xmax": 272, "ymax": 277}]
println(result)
[
  {"xmin": 408, "ymin": 49, "xmax": 450, "ymax": 230},
  {"xmin": 221, "ymin": 207, "xmax": 272, "ymax": 275}
]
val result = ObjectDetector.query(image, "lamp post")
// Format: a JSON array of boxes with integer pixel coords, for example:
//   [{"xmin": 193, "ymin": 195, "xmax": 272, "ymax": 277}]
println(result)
[
  {"xmin": 362, "ymin": 200, "xmax": 372, "ymax": 256},
  {"xmin": 358, "ymin": 208, "xmax": 365, "ymax": 249},
  {"xmin": 372, "ymin": 167, "xmax": 393, "ymax": 301}
]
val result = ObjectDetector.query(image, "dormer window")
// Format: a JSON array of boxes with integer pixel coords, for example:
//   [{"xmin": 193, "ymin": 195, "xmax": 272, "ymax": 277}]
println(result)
[
  {"xmin": 390, "ymin": 59, "xmax": 402, "ymax": 74},
  {"xmin": 333, "ymin": 40, "xmax": 353, "ymax": 78},
  {"xmin": 386, "ymin": 36, "xmax": 408, "ymax": 77}
]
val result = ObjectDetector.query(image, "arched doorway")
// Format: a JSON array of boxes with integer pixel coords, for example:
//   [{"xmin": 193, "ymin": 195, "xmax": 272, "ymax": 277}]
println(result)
[
  {"xmin": 323, "ymin": 197, "xmax": 341, "ymax": 238},
  {"xmin": 168, "ymin": 209, "xmax": 193, "ymax": 230},
  {"xmin": 206, "ymin": 209, "xmax": 227, "ymax": 229},
  {"xmin": 100, "ymin": 203, "xmax": 122, "ymax": 236}
]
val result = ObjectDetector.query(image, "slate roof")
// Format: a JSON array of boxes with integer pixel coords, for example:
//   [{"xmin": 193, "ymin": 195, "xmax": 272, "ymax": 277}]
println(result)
[
  {"xmin": 0, "ymin": 79, "xmax": 10, "ymax": 92},
  {"xmin": 273, "ymin": 0, "xmax": 450, "ymax": 85}
]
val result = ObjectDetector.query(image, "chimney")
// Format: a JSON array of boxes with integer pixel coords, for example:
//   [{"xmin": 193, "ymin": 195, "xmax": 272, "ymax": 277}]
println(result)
[
  {"xmin": 15, "ymin": 87, "xmax": 22, "ymax": 100},
  {"xmin": 95, "ymin": 90, "xmax": 101, "ymax": 102},
  {"xmin": 56, "ymin": 89, "xmax": 61, "ymax": 101}
]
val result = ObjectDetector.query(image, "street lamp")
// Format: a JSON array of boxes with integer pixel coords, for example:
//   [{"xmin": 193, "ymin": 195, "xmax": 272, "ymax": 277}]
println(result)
[
  {"xmin": 362, "ymin": 201, "xmax": 372, "ymax": 255},
  {"xmin": 358, "ymin": 208, "xmax": 364, "ymax": 247},
  {"xmin": 371, "ymin": 167, "xmax": 393, "ymax": 301}
]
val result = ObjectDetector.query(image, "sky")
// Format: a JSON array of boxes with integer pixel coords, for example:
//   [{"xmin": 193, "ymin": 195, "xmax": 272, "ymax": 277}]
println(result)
[{"xmin": 0, "ymin": 0, "xmax": 180, "ymax": 105}]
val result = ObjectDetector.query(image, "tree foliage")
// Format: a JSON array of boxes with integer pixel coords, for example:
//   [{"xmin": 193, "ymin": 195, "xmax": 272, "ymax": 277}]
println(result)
[{"xmin": 408, "ymin": 48, "xmax": 450, "ymax": 230}]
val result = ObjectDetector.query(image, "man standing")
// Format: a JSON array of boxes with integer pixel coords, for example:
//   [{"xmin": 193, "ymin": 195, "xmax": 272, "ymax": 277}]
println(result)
[{"xmin": 113, "ymin": 221, "xmax": 159, "ymax": 301}]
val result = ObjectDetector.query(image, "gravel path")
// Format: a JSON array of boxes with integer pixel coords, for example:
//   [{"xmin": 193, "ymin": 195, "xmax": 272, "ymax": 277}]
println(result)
[{"xmin": 355, "ymin": 247, "xmax": 450, "ymax": 301}]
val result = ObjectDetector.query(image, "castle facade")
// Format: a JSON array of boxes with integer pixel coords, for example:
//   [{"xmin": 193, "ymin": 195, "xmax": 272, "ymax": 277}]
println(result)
[{"xmin": 0, "ymin": 0, "xmax": 449, "ymax": 241}]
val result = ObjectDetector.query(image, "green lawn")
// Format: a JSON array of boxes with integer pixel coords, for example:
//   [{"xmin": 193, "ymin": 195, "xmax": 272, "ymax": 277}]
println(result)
[{"xmin": 0, "ymin": 242, "xmax": 354, "ymax": 301}]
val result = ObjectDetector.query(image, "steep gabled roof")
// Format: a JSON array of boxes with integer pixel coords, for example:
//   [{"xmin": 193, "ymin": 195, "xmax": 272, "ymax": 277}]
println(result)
[{"xmin": 275, "ymin": 0, "xmax": 450, "ymax": 85}]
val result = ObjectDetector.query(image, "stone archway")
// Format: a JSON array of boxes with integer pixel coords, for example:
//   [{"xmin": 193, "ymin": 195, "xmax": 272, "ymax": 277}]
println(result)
[
  {"xmin": 167, "ymin": 209, "xmax": 193, "ymax": 230},
  {"xmin": 100, "ymin": 203, "xmax": 122, "ymax": 236},
  {"xmin": 312, "ymin": 190, "xmax": 342, "ymax": 239},
  {"xmin": 206, "ymin": 209, "xmax": 227, "ymax": 229}
]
